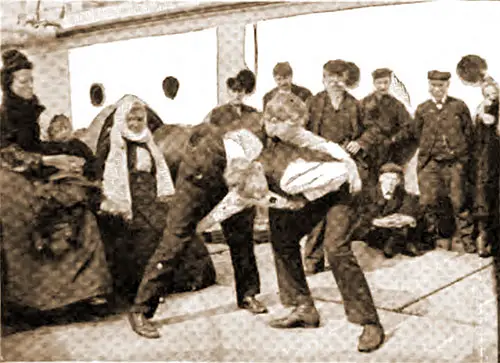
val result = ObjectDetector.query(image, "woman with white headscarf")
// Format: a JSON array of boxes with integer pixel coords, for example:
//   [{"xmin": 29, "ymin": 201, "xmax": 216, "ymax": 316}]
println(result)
[{"xmin": 93, "ymin": 95, "xmax": 215, "ymax": 303}]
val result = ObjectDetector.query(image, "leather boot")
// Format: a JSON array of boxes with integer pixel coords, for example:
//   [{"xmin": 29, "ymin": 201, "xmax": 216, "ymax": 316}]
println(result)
[
  {"xmin": 358, "ymin": 323, "xmax": 385, "ymax": 352},
  {"xmin": 383, "ymin": 236, "xmax": 398, "ymax": 258},
  {"xmin": 453, "ymin": 213, "xmax": 475, "ymax": 253},
  {"xmin": 238, "ymin": 296, "xmax": 268, "ymax": 314},
  {"xmin": 304, "ymin": 259, "xmax": 325, "ymax": 275},
  {"xmin": 404, "ymin": 241, "xmax": 422, "ymax": 257},
  {"xmin": 128, "ymin": 312, "xmax": 160, "ymax": 339},
  {"xmin": 476, "ymin": 222, "xmax": 491, "ymax": 258},
  {"xmin": 269, "ymin": 304, "xmax": 320, "ymax": 329}
]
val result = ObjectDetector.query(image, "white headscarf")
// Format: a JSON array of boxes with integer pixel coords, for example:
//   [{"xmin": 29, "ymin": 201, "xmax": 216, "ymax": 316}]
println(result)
[{"xmin": 100, "ymin": 95, "xmax": 175, "ymax": 220}]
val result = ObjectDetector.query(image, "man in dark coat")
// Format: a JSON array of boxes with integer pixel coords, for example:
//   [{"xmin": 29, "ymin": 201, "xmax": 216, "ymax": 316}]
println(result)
[
  {"xmin": 415, "ymin": 70, "xmax": 474, "ymax": 251},
  {"xmin": 263, "ymin": 62, "xmax": 313, "ymax": 110},
  {"xmin": 128, "ymin": 123, "xmax": 267, "ymax": 339},
  {"xmin": 360, "ymin": 68, "xmax": 415, "ymax": 166},
  {"xmin": 304, "ymin": 67, "xmax": 417, "ymax": 271},
  {"xmin": 355, "ymin": 163, "xmax": 421, "ymax": 258},
  {"xmin": 303, "ymin": 60, "xmax": 373, "ymax": 274}
]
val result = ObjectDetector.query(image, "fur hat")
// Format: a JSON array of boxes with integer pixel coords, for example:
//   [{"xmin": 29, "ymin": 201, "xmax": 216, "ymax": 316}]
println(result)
[
  {"xmin": 323, "ymin": 59, "xmax": 348, "ymax": 76},
  {"xmin": 227, "ymin": 69, "xmax": 256, "ymax": 94},
  {"xmin": 1, "ymin": 49, "xmax": 33, "ymax": 92},
  {"xmin": 346, "ymin": 61, "xmax": 360, "ymax": 88},
  {"xmin": 456, "ymin": 54, "xmax": 488, "ymax": 85}
]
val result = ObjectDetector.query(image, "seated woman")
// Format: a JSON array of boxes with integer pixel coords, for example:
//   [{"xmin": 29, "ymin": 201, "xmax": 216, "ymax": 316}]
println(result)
[
  {"xmin": 0, "ymin": 49, "xmax": 113, "ymax": 314},
  {"xmin": 93, "ymin": 95, "xmax": 216, "ymax": 302}
]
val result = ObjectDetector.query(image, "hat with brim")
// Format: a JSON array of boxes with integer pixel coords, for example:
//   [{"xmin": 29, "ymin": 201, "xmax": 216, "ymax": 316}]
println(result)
[
  {"xmin": 428, "ymin": 70, "xmax": 451, "ymax": 81},
  {"xmin": 372, "ymin": 68, "xmax": 392, "ymax": 80},
  {"xmin": 380, "ymin": 162, "xmax": 404, "ymax": 176}
]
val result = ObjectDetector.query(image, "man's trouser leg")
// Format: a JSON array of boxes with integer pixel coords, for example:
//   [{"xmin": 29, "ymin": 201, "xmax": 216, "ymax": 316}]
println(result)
[
  {"xmin": 323, "ymin": 192, "xmax": 380, "ymax": 326},
  {"xmin": 446, "ymin": 161, "xmax": 474, "ymax": 251},
  {"xmin": 418, "ymin": 160, "xmax": 443, "ymax": 246},
  {"xmin": 131, "ymin": 184, "xmax": 206, "ymax": 316},
  {"xmin": 221, "ymin": 208, "xmax": 261, "ymax": 304},
  {"xmin": 303, "ymin": 219, "xmax": 326, "ymax": 273},
  {"xmin": 268, "ymin": 202, "xmax": 325, "ymax": 307}
]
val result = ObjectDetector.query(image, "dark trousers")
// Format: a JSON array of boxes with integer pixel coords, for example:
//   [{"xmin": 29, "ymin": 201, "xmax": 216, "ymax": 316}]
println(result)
[
  {"xmin": 418, "ymin": 159, "xmax": 473, "ymax": 244},
  {"xmin": 270, "ymin": 186, "xmax": 380, "ymax": 326},
  {"xmin": 131, "ymin": 170, "xmax": 259, "ymax": 316}
]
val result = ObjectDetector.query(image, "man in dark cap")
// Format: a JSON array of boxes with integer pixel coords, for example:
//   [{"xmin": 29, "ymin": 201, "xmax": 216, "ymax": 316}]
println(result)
[
  {"xmin": 356, "ymin": 163, "xmax": 421, "ymax": 258},
  {"xmin": 414, "ymin": 70, "xmax": 474, "ymax": 252},
  {"xmin": 263, "ymin": 62, "xmax": 312, "ymax": 110},
  {"xmin": 360, "ymin": 68, "xmax": 415, "ymax": 167},
  {"xmin": 304, "ymin": 60, "xmax": 389, "ymax": 274}
]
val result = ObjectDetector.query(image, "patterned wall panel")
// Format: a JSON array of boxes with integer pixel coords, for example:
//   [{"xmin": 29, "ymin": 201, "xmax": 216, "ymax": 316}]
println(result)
[
  {"xmin": 217, "ymin": 23, "xmax": 246, "ymax": 105},
  {"xmin": 24, "ymin": 48, "xmax": 72, "ymax": 139}
]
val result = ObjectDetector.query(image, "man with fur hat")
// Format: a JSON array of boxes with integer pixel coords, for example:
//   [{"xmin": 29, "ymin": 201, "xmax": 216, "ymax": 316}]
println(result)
[
  {"xmin": 304, "ymin": 60, "xmax": 382, "ymax": 274},
  {"xmin": 414, "ymin": 70, "xmax": 474, "ymax": 252},
  {"xmin": 263, "ymin": 62, "xmax": 313, "ymax": 110}
]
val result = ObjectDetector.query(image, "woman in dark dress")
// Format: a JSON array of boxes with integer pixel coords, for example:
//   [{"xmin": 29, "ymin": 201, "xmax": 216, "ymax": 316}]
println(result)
[
  {"xmin": 0, "ymin": 49, "xmax": 113, "ymax": 313},
  {"xmin": 473, "ymin": 81, "xmax": 500, "ymax": 257},
  {"xmin": 93, "ymin": 95, "xmax": 216, "ymax": 302}
]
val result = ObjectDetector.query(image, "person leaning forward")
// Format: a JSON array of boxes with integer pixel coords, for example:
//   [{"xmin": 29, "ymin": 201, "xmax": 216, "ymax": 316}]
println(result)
[
  {"xmin": 128, "ymin": 123, "xmax": 268, "ymax": 339},
  {"xmin": 414, "ymin": 70, "xmax": 475, "ymax": 251},
  {"xmin": 195, "ymin": 118, "xmax": 385, "ymax": 353},
  {"xmin": 257, "ymin": 111, "xmax": 385, "ymax": 353}
]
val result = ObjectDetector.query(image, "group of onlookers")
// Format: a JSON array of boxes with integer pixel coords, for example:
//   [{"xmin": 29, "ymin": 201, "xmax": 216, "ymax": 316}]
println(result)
[{"xmin": 1, "ymin": 48, "xmax": 498, "ymax": 354}]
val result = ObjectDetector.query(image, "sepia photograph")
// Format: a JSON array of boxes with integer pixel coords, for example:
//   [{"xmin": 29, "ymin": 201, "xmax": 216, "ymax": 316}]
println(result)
[{"xmin": 0, "ymin": 0, "xmax": 499, "ymax": 361}]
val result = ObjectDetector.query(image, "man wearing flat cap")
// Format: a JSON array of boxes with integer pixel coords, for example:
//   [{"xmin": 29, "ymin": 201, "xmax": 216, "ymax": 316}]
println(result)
[
  {"xmin": 360, "ymin": 68, "xmax": 415, "ymax": 167},
  {"xmin": 263, "ymin": 62, "xmax": 313, "ymax": 110},
  {"xmin": 356, "ymin": 163, "xmax": 421, "ymax": 258},
  {"xmin": 414, "ymin": 70, "xmax": 475, "ymax": 252},
  {"xmin": 304, "ymin": 60, "xmax": 395, "ymax": 274}
]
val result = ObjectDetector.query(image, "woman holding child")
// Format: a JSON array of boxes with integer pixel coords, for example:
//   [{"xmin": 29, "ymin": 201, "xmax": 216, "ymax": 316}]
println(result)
[{"xmin": 0, "ymin": 49, "xmax": 112, "ymax": 313}]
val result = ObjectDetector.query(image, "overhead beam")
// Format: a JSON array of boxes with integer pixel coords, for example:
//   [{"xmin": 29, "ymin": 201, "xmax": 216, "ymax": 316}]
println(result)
[{"xmin": 47, "ymin": 1, "xmax": 427, "ymax": 51}]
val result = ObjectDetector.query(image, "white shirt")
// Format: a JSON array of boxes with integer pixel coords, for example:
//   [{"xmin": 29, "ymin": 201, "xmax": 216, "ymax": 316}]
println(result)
[{"xmin": 432, "ymin": 96, "xmax": 447, "ymax": 110}]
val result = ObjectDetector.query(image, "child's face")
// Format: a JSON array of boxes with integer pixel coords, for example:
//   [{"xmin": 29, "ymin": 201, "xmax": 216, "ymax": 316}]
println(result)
[
  {"xmin": 379, "ymin": 172, "xmax": 401, "ymax": 195},
  {"xmin": 483, "ymin": 85, "xmax": 499, "ymax": 104},
  {"xmin": 49, "ymin": 118, "xmax": 72, "ymax": 141},
  {"xmin": 126, "ymin": 105, "xmax": 147, "ymax": 133}
]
